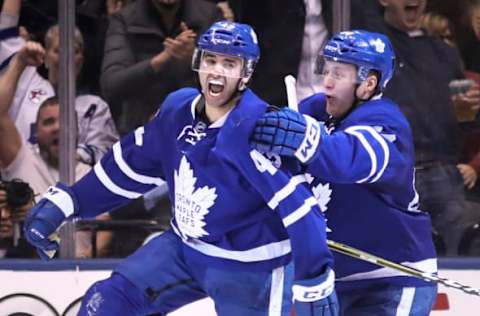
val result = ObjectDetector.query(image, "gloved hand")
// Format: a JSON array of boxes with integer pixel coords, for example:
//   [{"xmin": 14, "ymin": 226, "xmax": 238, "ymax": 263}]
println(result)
[
  {"xmin": 23, "ymin": 183, "xmax": 77, "ymax": 260},
  {"xmin": 292, "ymin": 267, "xmax": 339, "ymax": 316},
  {"xmin": 250, "ymin": 108, "xmax": 322, "ymax": 163}
]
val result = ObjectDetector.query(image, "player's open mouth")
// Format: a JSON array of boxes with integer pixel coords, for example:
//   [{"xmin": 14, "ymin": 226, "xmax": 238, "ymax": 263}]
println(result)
[
  {"xmin": 52, "ymin": 138, "xmax": 59, "ymax": 146},
  {"xmin": 404, "ymin": 3, "xmax": 421, "ymax": 18},
  {"xmin": 208, "ymin": 79, "xmax": 225, "ymax": 96}
]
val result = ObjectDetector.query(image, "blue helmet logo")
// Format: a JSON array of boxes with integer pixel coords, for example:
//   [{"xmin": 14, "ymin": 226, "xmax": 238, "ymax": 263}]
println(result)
[
  {"xmin": 194, "ymin": 21, "xmax": 260, "ymax": 77},
  {"xmin": 321, "ymin": 30, "xmax": 395, "ymax": 90}
]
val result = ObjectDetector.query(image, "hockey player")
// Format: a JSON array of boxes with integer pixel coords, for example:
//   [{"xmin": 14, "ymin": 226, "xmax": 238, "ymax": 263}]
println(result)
[
  {"xmin": 251, "ymin": 30, "xmax": 438, "ymax": 315},
  {"xmin": 23, "ymin": 21, "xmax": 338, "ymax": 316}
]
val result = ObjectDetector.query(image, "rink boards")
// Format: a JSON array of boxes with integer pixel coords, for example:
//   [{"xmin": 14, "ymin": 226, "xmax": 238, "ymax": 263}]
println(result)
[{"xmin": 0, "ymin": 258, "xmax": 479, "ymax": 315}]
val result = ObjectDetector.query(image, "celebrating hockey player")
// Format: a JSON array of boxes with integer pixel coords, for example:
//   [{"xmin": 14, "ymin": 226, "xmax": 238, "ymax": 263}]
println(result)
[
  {"xmin": 251, "ymin": 30, "xmax": 438, "ymax": 315},
  {"xmin": 23, "ymin": 21, "xmax": 338, "ymax": 316}
]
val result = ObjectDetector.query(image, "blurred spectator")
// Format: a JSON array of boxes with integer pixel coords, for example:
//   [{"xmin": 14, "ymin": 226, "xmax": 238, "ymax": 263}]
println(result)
[
  {"xmin": 421, "ymin": 11, "xmax": 457, "ymax": 48},
  {"xmin": 230, "ymin": 0, "xmax": 332, "ymax": 105},
  {"xmin": 456, "ymin": 0, "xmax": 480, "ymax": 74},
  {"xmin": 0, "ymin": 42, "xmax": 111, "ymax": 258},
  {"xmin": 0, "ymin": 183, "xmax": 36, "ymax": 258},
  {"xmin": 0, "ymin": 0, "xmax": 55, "ymax": 144},
  {"xmin": 76, "ymin": 0, "xmax": 135, "ymax": 95},
  {"xmin": 100, "ymin": 0, "xmax": 222, "ymax": 135},
  {"xmin": 216, "ymin": 1, "xmax": 234, "ymax": 21},
  {"xmin": 0, "ymin": 0, "xmax": 118, "ymax": 166},
  {"xmin": 43, "ymin": 24, "xmax": 119, "ymax": 165},
  {"xmin": 367, "ymin": 0, "xmax": 480, "ymax": 255}
]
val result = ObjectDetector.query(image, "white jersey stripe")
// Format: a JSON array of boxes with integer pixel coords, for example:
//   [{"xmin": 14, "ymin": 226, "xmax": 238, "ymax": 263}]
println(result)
[
  {"xmin": 94, "ymin": 162, "xmax": 142, "ymax": 199},
  {"xmin": 172, "ymin": 223, "xmax": 292, "ymax": 262},
  {"xmin": 395, "ymin": 287, "xmax": 415, "ymax": 316},
  {"xmin": 361, "ymin": 126, "xmax": 390, "ymax": 183},
  {"xmin": 268, "ymin": 174, "xmax": 308, "ymax": 210},
  {"xmin": 345, "ymin": 127, "xmax": 377, "ymax": 183},
  {"xmin": 282, "ymin": 197, "xmax": 318, "ymax": 227},
  {"xmin": 113, "ymin": 142, "xmax": 165, "ymax": 186},
  {"xmin": 269, "ymin": 266, "xmax": 285, "ymax": 316},
  {"xmin": 346, "ymin": 125, "xmax": 391, "ymax": 183}
]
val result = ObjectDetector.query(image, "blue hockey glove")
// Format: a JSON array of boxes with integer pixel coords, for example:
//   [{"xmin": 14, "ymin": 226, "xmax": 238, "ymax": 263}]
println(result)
[
  {"xmin": 250, "ymin": 108, "xmax": 322, "ymax": 163},
  {"xmin": 23, "ymin": 183, "xmax": 78, "ymax": 260},
  {"xmin": 292, "ymin": 267, "xmax": 338, "ymax": 316}
]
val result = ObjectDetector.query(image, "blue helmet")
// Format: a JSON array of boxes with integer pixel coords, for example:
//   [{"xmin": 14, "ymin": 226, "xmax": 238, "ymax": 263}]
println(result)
[
  {"xmin": 321, "ymin": 30, "xmax": 395, "ymax": 90},
  {"xmin": 193, "ymin": 21, "xmax": 260, "ymax": 78}
]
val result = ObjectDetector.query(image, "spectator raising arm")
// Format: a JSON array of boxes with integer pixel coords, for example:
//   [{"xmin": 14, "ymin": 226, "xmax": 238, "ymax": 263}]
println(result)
[{"xmin": 0, "ymin": 41, "xmax": 44, "ymax": 168}]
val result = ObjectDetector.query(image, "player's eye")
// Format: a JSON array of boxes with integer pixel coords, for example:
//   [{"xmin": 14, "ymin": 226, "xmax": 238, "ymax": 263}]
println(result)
[
  {"xmin": 224, "ymin": 61, "xmax": 235, "ymax": 69},
  {"xmin": 204, "ymin": 58, "xmax": 216, "ymax": 66},
  {"xmin": 331, "ymin": 70, "xmax": 345, "ymax": 80}
]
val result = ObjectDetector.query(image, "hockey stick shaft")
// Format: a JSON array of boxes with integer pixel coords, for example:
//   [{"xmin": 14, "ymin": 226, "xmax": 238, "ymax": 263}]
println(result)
[
  {"xmin": 327, "ymin": 239, "xmax": 480, "ymax": 296},
  {"xmin": 284, "ymin": 75, "xmax": 298, "ymax": 111}
]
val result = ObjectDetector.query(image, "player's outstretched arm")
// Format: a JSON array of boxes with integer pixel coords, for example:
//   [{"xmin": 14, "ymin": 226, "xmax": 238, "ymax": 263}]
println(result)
[
  {"xmin": 23, "ymin": 183, "xmax": 78, "ymax": 260},
  {"xmin": 250, "ymin": 108, "xmax": 324, "ymax": 164}
]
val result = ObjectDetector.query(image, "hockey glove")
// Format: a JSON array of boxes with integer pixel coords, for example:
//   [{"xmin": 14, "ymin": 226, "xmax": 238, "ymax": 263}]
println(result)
[
  {"xmin": 292, "ymin": 267, "xmax": 339, "ymax": 316},
  {"xmin": 23, "ymin": 183, "xmax": 77, "ymax": 260},
  {"xmin": 250, "ymin": 108, "xmax": 322, "ymax": 163}
]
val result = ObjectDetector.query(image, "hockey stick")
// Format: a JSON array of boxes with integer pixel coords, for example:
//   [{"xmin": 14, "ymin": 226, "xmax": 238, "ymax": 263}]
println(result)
[
  {"xmin": 284, "ymin": 75, "xmax": 298, "ymax": 111},
  {"xmin": 327, "ymin": 239, "xmax": 480, "ymax": 297}
]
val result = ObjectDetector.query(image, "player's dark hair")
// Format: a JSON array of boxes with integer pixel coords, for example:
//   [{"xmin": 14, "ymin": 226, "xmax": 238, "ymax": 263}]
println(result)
[{"xmin": 36, "ymin": 96, "xmax": 59, "ymax": 123}]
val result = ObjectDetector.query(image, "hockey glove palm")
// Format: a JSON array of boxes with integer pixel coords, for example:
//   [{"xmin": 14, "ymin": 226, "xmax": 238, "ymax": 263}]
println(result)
[
  {"xmin": 250, "ymin": 108, "xmax": 322, "ymax": 163},
  {"xmin": 23, "ymin": 183, "xmax": 77, "ymax": 260},
  {"xmin": 293, "ymin": 267, "xmax": 339, "ymax": 316}
]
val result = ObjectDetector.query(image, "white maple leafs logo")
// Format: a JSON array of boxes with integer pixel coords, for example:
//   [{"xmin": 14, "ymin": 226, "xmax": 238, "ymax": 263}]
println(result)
[
  {"xmin": 174, "ymin": 156, "xmax": 217, "ymax": 239},
  {"xmin": 311, "ymin": 181, "xmax": 333, "ymax": 232},
  {"xmin": 370, "ymin": 38, "xmax": 386, "ymax": 53}
]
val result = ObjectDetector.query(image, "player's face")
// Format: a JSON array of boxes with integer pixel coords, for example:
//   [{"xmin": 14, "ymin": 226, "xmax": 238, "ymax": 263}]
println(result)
[
  {"xmin": 37, "ymin": 104, "xmax": 60, "ymax": 167},
  {"xmin": 380, "ymin": 0, "xmax": 426, "ymax": 32},
  {"xmin": 198, "ymin": 52, "xmax": 243, "ymax": 109},
  {"xmin": 321, "ymin": 61, "xmax": 358, "ymax": 118},
  {"xmin": 45, "ymin": 35, "xmax": 84, "ymax": 86}
]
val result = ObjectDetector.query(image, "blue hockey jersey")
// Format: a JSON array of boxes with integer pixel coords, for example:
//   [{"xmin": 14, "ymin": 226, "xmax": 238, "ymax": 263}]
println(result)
[
  {"xmin": 71, "ymin": 88, "xmax": 333, "ymax": 282},
  {"xmin": 299, "ymin": 93, "xmax": 437, "ymax": 291}
]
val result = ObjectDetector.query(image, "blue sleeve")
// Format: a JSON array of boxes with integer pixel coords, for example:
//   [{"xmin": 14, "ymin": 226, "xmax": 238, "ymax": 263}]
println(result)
[
  {"xmin": 216, "ymin": 100, "xmax": 334, "ymax": 280},
  {"xmin": 300, "ymin": 97, "xmax": 407, "ymax": 184},
  {"xmin": 309, "ymin": 124, "xmax": 407, "ymax": 184},
  {"xmin": 71, "ymin": 105, "xmax": 169, "ymax": 218},
  {"xmin": 71, "ymin": 88, "xmax": 199, "ymax": 217}
]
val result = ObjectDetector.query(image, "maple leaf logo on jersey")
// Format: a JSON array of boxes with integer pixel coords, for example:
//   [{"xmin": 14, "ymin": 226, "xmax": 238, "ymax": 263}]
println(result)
[
  {"xmin": 28, "ymin": 89, "xmax": 47, "ymax": 103},
  {"xmin": 311, "ymin": 181, "xmax": 332, "ymax": 232},
  {"xmin": 174, "ymin": 156, "xmax": 217, "ymax": 239}
]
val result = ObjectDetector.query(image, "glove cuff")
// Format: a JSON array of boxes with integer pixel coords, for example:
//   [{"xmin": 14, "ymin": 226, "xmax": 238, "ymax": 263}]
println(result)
[
  {"xmin": 42, "ymin": 183, "xmax": 79, "ymax": 218},
  {"xmin": 294, "ymin": 115, "xmax": 322, "ymax": 163},
  {"xmin": 292, "ymin": 267, "xmax": 335, "ymax": 302}
]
